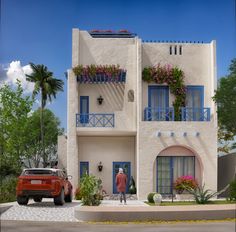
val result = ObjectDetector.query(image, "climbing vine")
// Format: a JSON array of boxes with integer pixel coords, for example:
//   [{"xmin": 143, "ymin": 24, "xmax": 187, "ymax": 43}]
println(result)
[{"xmin": 142, "ymin": 64, "xmax": 186, "ymax": 120}]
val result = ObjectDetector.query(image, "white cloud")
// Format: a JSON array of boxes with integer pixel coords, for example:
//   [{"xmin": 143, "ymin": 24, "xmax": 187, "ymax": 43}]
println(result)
[{"xmin": 3, "ymin": 61, "xmax": 34, "ymax": 93}]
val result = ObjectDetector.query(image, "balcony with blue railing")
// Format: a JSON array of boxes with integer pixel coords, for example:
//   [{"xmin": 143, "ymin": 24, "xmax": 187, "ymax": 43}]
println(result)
[
  {"xmin": 181, "ymin": 107, "xmax": 210, "ymax": 121},
  {"xmin": 143, "ymin": 107, "xmax": 210, "ymax": 121},
  {"xmin": 144, "ymin": 107, "xmax": 175, "ymax": 121},
  {"xmin": 76, "ymin": 113, "xmax": 115, "ymax": 127}
]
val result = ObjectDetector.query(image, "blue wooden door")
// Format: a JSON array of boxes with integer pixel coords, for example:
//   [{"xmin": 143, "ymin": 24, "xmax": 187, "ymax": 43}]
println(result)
[
  {"xmin": 113, "ymin": 162, "xmax": 131, "ymax": 194},
  {"xmin": 80, "ymin": 96, "xmax": 89, "ymax": 123},
  {"xmin": 148, "ymin": 86, "xmax": 169, "ymax": 120}
]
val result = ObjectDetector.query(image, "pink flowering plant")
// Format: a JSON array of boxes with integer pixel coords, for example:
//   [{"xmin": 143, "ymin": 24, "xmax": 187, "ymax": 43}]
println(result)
[
  {"xmin": 142, "ymin": 64, "xmax": 186, "ymax": 120},
  {"xmin": 73, "ymin": 64, "xmax": 126, "ymax": 82},
  {"xmin": 174, "ymin": 175, "xmax": 198, "ymax": 194}
]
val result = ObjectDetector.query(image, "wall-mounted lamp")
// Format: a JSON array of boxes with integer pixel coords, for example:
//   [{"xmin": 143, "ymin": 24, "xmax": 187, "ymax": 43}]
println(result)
[
  {"xmin": 98, "ymin": 161, "xmax": 103, "ymax": 172},
  {"xmin": 97, "ymin": 96, "xmax": 104, "ymax": 105}
]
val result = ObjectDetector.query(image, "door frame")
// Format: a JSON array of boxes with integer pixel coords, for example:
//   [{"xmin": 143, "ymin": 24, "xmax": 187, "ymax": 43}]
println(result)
[{"xmin": 112, "ymin": 162, "xmax": 131, "ymax": 194}]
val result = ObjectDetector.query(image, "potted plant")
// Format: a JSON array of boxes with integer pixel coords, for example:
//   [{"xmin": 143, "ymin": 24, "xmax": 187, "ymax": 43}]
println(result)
[{"xmin": 153, "ymin": 193, "xmax": 162, "ymax": 205}]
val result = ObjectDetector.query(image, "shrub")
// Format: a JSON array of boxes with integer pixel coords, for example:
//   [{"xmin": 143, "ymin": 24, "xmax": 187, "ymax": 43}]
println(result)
[
  {"xmin": 147, "ymin": 192, "xmax": 156, "ymax": 203},
  {"xmin": 174, "ymin": 175, "xmax": 198, "ymax": 194},
  {"xmin": 229, "ymin": 179, "xmax": 236, "ymax": 201},
  {"xmin": 0, "ymin": 175, "xmax": 17, "ymax": 203},
  {"xmin": 79, "ymin": 174, "xmax": 103, "ymax": 206},
  {"xmin": 74, "ymin": 187, "xmax": 82, "ymax": 200},
  {"xmin": 185, "ymin": 184, "xmax": 218, "ymax": 204}
]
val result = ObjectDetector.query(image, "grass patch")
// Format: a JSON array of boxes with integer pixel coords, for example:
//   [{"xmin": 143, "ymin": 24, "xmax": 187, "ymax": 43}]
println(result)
[{"xmin": 145, "ymin": 200, "xmax": 236, "ymax": 206}]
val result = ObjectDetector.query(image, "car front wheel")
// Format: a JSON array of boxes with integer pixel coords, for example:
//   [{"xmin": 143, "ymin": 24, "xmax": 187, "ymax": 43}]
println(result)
[
  {"xmin": 54, "ymin": 189, "xmax": 65, "ymax": 205},
  {"xmin": 17, "ymin": 196, "xmax": 29, "ymax": 205}
]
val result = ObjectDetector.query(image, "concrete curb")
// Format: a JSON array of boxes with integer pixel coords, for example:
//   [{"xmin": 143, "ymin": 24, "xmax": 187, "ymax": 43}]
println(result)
[{"xmin": 74, "ymin": 204, "xmax": 236, "ymax": 222}]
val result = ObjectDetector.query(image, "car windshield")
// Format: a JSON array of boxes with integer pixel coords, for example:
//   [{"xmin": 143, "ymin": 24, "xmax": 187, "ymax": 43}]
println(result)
[{"xmin": 23, "ymin": 169, "xmax": 56, "ymax": 176}]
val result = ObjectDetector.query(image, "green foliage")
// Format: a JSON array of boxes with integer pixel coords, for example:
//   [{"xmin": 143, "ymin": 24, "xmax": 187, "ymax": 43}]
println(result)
[
  {"xmin": 79, "ymin": 175, "xmax": 103, "ymax": 206},
  {"xmin": 74, "ymin": 187, "xmax": 82, "ymax": 200},
  {"xmin": 0, "ymin": 81, "xmax": 63, "ymax": 174},
  {"xmin": 142, "ymin": 64, "xmax": 186, "ymax": 120},
  {"xmin": 0, "ymin": 175, "xmax": 18, "ymax": 203},
  {"xmin": 0, "ymin": 81, "xmax": 34, "ymax": 175},
  {"xmin": 26, "ymin": 63, "xmax": 64, "ymax": 167},
  {"xmin": 26, "ymin": 63, "xmax": 64, "ymax": 108},
  {"xmin": 72, "ymin": 64, "xmax": 125, "ymax": 79},
  {"xmin": 185, "ymin": 184, "xmax": 218, "ymax": 204},
  {"xmin": 213, "ymin": 59, "xmax": 236, "ymax": 144},
  {"xmin": 147, "ymin": 192, "xmax": 156, "ymax": 203},
  {"xmin": 23, "ymin": 108, "xmax": 64, "ymax": 168},
  {"xmin": 229, "ymin": 179, "xmax": 236, "ymax": 201},
  {"xmin": 217, "ymin": 125, "xmax": 235, "ymax": 153}
]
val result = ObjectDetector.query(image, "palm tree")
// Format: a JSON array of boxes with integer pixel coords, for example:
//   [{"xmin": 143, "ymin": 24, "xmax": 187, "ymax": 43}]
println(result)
[{"xmin": 26, "ymin": 63, "xmax": 64, "ymax": 167}]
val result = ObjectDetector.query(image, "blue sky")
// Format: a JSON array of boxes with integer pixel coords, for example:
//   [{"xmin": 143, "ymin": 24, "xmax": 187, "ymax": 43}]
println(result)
[{"xmin": 0, "ymin": 0, "xmax": 235, "ymax": 130}]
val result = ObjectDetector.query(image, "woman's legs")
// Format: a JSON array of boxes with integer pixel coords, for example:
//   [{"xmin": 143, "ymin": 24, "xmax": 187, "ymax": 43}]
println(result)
[{"xmin": 119, "ymin": 192, "xmax": 126, "ymax": 203}]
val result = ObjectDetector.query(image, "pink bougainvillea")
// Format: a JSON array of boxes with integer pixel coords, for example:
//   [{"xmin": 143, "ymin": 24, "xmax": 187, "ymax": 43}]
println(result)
[{"xmin": 174, "ymin": 175, "xmax": 198, "ymax": 194}]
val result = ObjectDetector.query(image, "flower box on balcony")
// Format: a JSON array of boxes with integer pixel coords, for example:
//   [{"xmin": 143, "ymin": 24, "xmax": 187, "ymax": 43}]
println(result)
[{"xmin": 73, "ymin": 65, "xmax": 126, "ymax": 84}]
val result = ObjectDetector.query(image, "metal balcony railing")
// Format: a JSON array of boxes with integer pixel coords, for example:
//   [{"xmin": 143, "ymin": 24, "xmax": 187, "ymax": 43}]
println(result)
[
  {"xmin": 143, "ymin": 107, "xmax": 211, "ymax": 121},
  {"xmin": 76, "ymin": 113, "xmax": 115, "ymax": 127},
  {"xmin": 144, "ymin": 107, "xmax": 175, "ymax": 121},
  {"xmin": 181, "ymin": 107, "xmax": 210, "ymax": 121}
]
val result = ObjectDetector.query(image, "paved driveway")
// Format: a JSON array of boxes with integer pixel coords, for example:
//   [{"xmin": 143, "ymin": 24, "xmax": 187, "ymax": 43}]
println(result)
[{"xmin": 0, "ymin": 200, "xmax": 81, "ymax": 222}]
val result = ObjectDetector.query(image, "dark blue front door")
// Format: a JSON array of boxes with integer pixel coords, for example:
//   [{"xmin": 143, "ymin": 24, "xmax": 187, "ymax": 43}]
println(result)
[
  {"xmin": 80, "ymin": 96, "xmax": 89, "ymax": 123},
  {"xmin": 113, "ymin": 162, "xmax": 131, "ymax": 194}
]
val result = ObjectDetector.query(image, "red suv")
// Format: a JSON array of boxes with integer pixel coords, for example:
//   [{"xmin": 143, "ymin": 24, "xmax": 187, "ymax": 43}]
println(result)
[{"xmin": 16, "ymin": 168, "xmax": 73, "ymax": 206}]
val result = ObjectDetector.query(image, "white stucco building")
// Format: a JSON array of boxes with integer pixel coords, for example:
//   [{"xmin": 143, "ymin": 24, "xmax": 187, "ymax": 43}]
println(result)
[{"xmin": 58, "ymin": 28, "xmax": 217, "ymax": 200}]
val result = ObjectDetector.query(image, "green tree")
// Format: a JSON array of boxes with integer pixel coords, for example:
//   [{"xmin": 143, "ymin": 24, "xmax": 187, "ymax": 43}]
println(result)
[
  {"xmin": 213, "ymin": 58, "xmax": 236, "ymax": 152},
  {"xmin": 23, "ymin": 109, "xmax": 64, "ymax": 168},
  {"xmin": 0, "ymin": 81, "xmax": 34, "ymax": 176},
  {"xmin": 26, "ymin": 63, "xmax": 63, "ymax": 167}
]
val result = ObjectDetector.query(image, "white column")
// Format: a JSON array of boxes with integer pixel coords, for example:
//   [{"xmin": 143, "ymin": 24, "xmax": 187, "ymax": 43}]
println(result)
[
  {"xmin": 67, "ymin": 28, "xmax": 80, "ymax": 191},
  {"xmin": 67, "ymin": 69, "xmax": 79, "ymax": 190}
]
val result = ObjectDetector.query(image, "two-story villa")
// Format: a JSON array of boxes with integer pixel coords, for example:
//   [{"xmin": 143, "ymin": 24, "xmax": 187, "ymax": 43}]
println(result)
[{"xmin": 58, "ymin": 28, "xmax": 217, "ymax": 200}]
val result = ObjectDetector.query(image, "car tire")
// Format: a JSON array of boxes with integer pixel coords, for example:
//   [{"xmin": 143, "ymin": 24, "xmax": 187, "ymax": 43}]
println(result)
[
  {"xmin": 65, "ymin": 189, "xmax": 73, "ymax": 203},
  {"xmin": 33, "ymin": 197, "xmax": 42, "ymax": 203},
  {"xmin": 17, "ymin": 196, "xmax": 29, "ymax": 205},
  {"xmin": 54, "ymin": 189, "xmax": 65, "ymax": 205}
]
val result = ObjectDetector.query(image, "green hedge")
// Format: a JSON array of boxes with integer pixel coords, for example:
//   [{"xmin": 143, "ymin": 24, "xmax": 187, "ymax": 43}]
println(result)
[{"xmin": 0, "ymin": 175, "xmax": 17, "ymax": 203}]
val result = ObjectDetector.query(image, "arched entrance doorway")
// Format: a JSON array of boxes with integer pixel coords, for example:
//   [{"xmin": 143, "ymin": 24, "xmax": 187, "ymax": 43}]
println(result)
[{"xmin": 155, "ymin": 146, "xmax": 202, "ymax": 195}]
